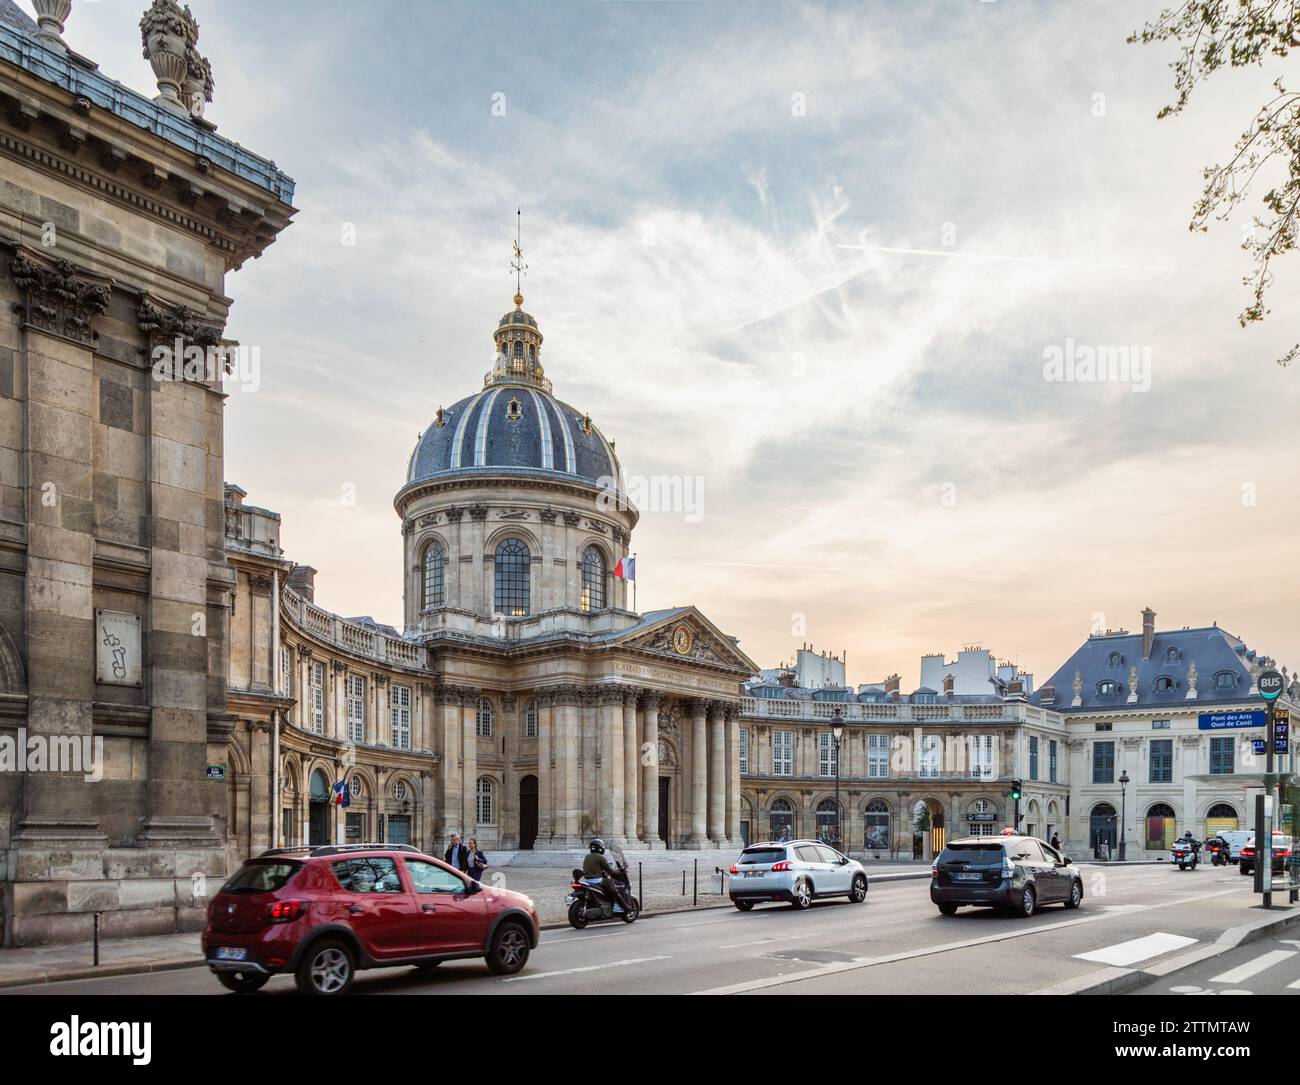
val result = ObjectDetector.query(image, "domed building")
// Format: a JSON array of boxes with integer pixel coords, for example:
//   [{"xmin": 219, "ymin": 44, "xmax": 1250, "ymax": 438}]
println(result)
[{"xmin": 221, "ymin": 287, "xmax": 757, "ymax": 858}]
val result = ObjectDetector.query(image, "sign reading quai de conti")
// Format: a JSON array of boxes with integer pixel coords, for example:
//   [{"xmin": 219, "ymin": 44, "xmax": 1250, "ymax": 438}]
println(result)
[
  {"xmin": 1198, "ymin": 710, "xmax": 1267, "ymax": 731},
  {"xmin": 95, "ymin": 609, "xmax": 142, "ymax": 687}
]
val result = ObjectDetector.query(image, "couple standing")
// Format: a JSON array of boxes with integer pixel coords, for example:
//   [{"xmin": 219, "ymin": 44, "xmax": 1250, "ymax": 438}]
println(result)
[{"xmin": 445, "ymin": 833, "xmax": 487, "ymax": 881}]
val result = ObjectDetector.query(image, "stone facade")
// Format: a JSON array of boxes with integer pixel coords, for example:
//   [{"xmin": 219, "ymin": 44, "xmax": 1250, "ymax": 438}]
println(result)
[{"xmin": 0, "ymin": 3, "xmax": 294, "ymax": 946}]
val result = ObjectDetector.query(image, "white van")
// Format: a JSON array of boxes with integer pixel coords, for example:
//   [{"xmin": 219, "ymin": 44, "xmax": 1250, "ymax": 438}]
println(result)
[{"xmin": 1214, "ymin": 829, "xmax": 1253, "ymax": 861}]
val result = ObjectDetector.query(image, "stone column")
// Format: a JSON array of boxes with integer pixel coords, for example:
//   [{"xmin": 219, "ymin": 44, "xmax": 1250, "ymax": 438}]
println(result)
[
  {"xmin": 726, "ymin": 704, "xmax": 741, "ymax": 847},
  {"xmin": 499, "ymin": 692, "xmax": 517, "ymax": 848},
  {"xmin": 708, "ymin": 701, "xmax": 727, "ymax": 845},
  {"xmin": 248, "ymin": 721, "xmax": 272, "ymax": 855},
  {"xmin": 641, "ymin": 693, "xmax": 662, "ymax": 847},
  {"xmin": 623, "ymin": 688, "xmax": 641, "ymax": 845},
  {"xmin": 688, "ymin": 699, "xmax": 709, "ymax": 846},
  {"xmin": 461, "ymin": 687, "xmax": 480, "ymax": 835},
  {"xmin": 536, "ymin": 690, "xmax": 554, "ymax": 846},
  {"xmin": 597, "ymin": 686, "xmax": 626, "ymax": 844},
  {"xmin": 434, "ymin": 685, "xmax": 462, "ymax": 836},
  {"xmin": 552, "ymin": 684, "xmax": 583, "ymax": 847}
]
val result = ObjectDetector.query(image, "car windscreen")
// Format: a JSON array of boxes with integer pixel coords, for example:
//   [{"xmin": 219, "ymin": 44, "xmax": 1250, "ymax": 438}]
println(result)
[
  {"xmin": 937, "ymin": 845, "xmax": 1003, "ymax": 865},
  {"xmin": 221, "ymin": 860, "xmax": 302, "ymax": 894},
  {"xmin": 738, "ymin": 848, "xmax": 786, "ymax": 865}
]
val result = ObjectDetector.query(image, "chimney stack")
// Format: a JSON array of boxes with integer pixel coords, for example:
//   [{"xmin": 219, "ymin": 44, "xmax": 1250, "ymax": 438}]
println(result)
[
  {"xmin": 287, "ymin": 564, "xmax": 317, "ymax": 603},
  {"xmin": 943, "ymin": 673, "xmax": 955, "ymax": 698},
  {"xmin": 1141, "ymin": 606, "xmax": 1156, "ymax": 660},
  {"xmin": 884, "ymin": 673, "xmax": 900, "ymax": 695}
]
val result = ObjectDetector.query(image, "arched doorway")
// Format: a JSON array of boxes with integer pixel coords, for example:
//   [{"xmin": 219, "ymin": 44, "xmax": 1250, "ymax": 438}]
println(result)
[
  {"xmin": 1089, "ymin": 802, "xmax": 1117, "ymax": 857},
  {"xmin": 1145, "ymin": 802, "xmax": 1177, "ymax": 851},
  {"xmin": 309, "ymin": 769, "xmax": 331, "ymax": 846},
  {"xmin": 518, "ymin": 774, "xmax": 538, "ymax": 850},
  {"xmin": 863, "ymin": 799, "xmax": 891, "ymax": 855},
  {"xmin": 769, "ymin": 798, "xmax": 795, "ymax": 841},
  {"xmin": 815, "ymin": 798, "xmax": 842, "ymax": 846},
  {"xmin": 1206, "ymin": 802, "xmax": 1238, "ymax": 837},
  {"xmin": 912, "ymin": 798, "xmax": 945, "ymax": 859}
]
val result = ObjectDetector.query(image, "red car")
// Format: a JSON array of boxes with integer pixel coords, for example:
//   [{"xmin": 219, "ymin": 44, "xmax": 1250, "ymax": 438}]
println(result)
[{"xmin": 202, "ymin": 844, "xmax": 540, "ymax": 995}]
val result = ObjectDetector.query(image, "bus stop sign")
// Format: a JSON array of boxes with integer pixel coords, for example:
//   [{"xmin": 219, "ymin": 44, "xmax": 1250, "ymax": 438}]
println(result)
[{"xmin": 1260, "ymin": 670, "xmax": 1285, "ymax": 702}]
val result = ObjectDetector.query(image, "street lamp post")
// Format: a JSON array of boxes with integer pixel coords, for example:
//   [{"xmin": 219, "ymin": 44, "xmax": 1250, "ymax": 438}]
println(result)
[
  {"xmin": 831, "ymin": 712, "xmax": 845, "ymax": 852},
  {"xmin": 1118, "ymin": 770, "xmax": 1130, "ymax": 861}
]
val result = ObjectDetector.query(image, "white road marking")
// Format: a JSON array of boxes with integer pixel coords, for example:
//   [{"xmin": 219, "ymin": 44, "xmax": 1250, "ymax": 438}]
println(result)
[
  {"xmin": 717, "ymin": 932, "xmax": 818, "ymax": 950},
  {"xmin": 1285, "ymin": 977, "xmax": 1300, "ymax": 989},
  {"xmin": 1209, "ymin": 950, "xmax": 1296, "ymax": 985},
  {"xmin": 1074, "ymin": 932, "xmax": 1198, "ymax": 966},
  {"xmin": 502, "ymin": 955, "xmax": 671, "ymax": 983}
]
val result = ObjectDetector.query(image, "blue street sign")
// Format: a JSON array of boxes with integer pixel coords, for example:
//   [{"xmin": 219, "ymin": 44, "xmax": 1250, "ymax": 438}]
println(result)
[
  {"xmin": 1199, "ymin": 710, "xmax": 1267, "ymax": 730},
  {"xmin": 1253, "ymin": 740, "xmax": 1268, "ymax": 754}
]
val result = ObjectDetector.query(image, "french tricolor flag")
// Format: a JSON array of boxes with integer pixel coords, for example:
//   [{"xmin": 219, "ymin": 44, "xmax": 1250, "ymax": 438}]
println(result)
[
  {"xmin": 614, "ymin": 556, "xmax": 636, "ymax": 581},
  {"xmin": 332, "ymin": 781, "xmax": 350, "ymax": 808}
]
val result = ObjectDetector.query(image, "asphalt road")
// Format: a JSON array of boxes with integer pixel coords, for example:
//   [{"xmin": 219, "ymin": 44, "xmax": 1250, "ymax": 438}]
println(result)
[{"xmin": 4, "ymin": 864, "xmax": 1288, "ymax": 997}]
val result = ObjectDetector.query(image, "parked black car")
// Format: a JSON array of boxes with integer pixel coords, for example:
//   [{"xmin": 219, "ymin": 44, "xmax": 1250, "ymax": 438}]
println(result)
[{"xmin": 930, "ymin": 835, "xmax": 1083, "ymax": 917}]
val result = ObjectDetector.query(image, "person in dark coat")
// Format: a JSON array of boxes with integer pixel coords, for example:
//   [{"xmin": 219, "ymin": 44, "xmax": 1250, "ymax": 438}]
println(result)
[
  {"xmin": 444, "ymin": 833, "xmax": 468, "ymax": 872},
  {"xmin": 1050, "ymin": 833, "xmax": 1062, "ymax": 853},
  {"xmin": 466, "ymin": 838, "xmax": 487, "ymax": 881}
]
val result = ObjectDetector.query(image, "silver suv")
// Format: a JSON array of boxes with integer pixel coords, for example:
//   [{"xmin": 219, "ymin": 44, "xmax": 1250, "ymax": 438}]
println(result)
[{"xmin": 728, "ymin": 840, "xmax": 869, "ymax": 911}]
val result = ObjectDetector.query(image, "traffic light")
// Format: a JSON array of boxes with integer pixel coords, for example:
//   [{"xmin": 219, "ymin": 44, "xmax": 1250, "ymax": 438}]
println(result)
[{"xmin": 1010, "ymin": 780, "xmax": 1022, "ymax": 802}]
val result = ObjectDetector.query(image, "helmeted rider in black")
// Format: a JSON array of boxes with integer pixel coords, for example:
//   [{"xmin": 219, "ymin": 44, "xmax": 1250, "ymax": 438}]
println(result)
[
  {"xmin": 1179, "ymin": 830, "xmax": 1202, "ymax": 860},
  {"xmin": 581, "ymin": 838, "xmax": 630, "ymax": 911}
]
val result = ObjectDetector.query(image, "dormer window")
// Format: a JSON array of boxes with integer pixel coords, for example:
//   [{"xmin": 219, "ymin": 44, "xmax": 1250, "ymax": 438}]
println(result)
[
  {"xmin": 506, "ymin": 397, "xmax": 522, "ymax": 421},
  {"xmin": 1213, "ymin": 671, "xmax": 1237, "ymax": 689},
  {"xmin": 1154, "ymin": 675, "xmax": 1176, "ymax": 693},
  {"xmin": 1108, "ymin": 651, "xmax": 1123, "ymax": 667},
  {"xmin": 1097, "ymin": 680, "xmax": 1121, "ymax": 696},
  {"xmin": 1165, "ymin": 647, "xmax": 1180, "ymax": 663}
]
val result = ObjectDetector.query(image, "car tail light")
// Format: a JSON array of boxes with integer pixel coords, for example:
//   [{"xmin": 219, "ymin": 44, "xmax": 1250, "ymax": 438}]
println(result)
[
  {"xmin": 770, "ymin": 861, "xmax": 791, "ymax": 872},
  {"xmin": 729, "ymin": 865, "xmax": 738, "ymax": 874},
  {"xmin": 1276, "ymin": 849, "xmax": 1292, "ymax": 858},
  {"xmin": 1001, "ymin": 857, "xmax": 1015, "ymax": 879},
  {"xmin": 269, "ymin": 900, "xmax": 303, "ymax": 923},
  {"xmin": 930, "ymin": 861, "xmax": 938, "ymax": 879}
]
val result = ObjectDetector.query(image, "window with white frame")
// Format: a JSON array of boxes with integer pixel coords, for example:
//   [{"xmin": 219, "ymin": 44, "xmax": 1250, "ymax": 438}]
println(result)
[
  {"xmin": 867, "ymin": 733, "xmax": 889, "ymax": 778},
  {"xmin": 280, "ymin": 646, "xmax": 293, "ymax": 696},
  {"xmin": 739, "ymin": 728, "xmax": 749, "ymax": 774},
  {"xmin": 347, "ymin": 674, "xmax": 365, "ymax": 744},
  {"xmin": 476, "ymin": 777, "xmax": 495, "ymax": 824},
  {"xmin": 919, "ymin": 734, "xmax": 940, "ymax": 778},
  {"xmin": 390, "ymin": 685, "xmax": 412, "ymax": 749},
  {"xmin": 818, "ymin": 732, "xmax": 838, "ymax": 777},
  {"xmin": 524, "ymin": 699, "xmax": 538, "ymax": 738},
  {"xmin": 773, "ymin": 730, "xmax": 793, "ymax": 776},
  {"xmin": 476, "ymin": 697, "xmax": 493, "ymax": 738},
  {"xmin": 969, "ymin": 734, "xmax": 994, "ymax": 779},
  {"xmin": 310, "ymin": 661, "xmax": 325, "ymax": 734},
  {"xmin": 967, "ymin": 822, "xmax": 995, "ymax": 837}
]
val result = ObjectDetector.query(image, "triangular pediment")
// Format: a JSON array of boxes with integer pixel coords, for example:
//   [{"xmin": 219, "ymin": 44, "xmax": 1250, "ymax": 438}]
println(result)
[{"xmin": 613, "ymin": 607, "xmax": 756, "ymax": 674}]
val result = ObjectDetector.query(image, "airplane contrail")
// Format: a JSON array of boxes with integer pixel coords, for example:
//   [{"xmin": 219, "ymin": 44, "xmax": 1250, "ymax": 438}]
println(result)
[{"xmin": 835, "ymin": 242, "xmax": 1211, "ymax": 277}]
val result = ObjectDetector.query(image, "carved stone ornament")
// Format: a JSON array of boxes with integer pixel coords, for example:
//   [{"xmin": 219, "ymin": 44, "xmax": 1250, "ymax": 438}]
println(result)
[
  {"xmin": 141, "ymin": 0, "xmax": 213, "ymax": 119},
  {"xmin": 500, "ymin": 509, "xmax": 530, "ymax": 521},
  {"xmin": 469, "ymin": 504, "xmax": 489, "ymax": 521},
  {"xmin": 444, "ymin": 506, "xmax": 465, "ymax": 522},
  {"xmin": 585, "ymin": 520, "xmax": 607, "ymax": 534},
  {"xmin": 248, "ymin": 574, "xmax": 273, "ymax": 596},
  {"xmin": 562, "ymin": 511, "xmax": 580, "ymax": 527},
  {"xmin": 540, "ymin": 507, "xmax": 558, "ymax": 524},
  {"xmin": 137, "ymin": 292, "xmax": 225, "ymax": 351},
  {"xmin": 9, "ymin": 252, "xmax": 112, "ymax": 346}
]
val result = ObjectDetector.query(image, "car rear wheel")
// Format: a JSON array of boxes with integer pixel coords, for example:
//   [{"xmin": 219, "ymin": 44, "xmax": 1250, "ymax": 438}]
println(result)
[
  {"xmin": 849, "ymin": 874, "xmax": 868, "ymax": 903},
  {"xmin": 295, "ymin": 939, "xmax": 354, "ymax": 996},
  {"xmin": 1016, "ymin": 885, "xmax": 1036, "ymax": 918},
  {"xmin": 734, "ymin": 899, "xmax": 754, "ymax": 911},
  {"xmin": 216, "ymin": 970, "xmax": 269, "ymax": 994},
  {"xmin": 1064, "ymin": 880, "xmax": 1083, "ymax": 909},
  {"xmin": 937, "ymin": 903, "xmax": 958, "ymax": 916},
  {"xmin": 789, "ymin": 880, "xmax": 813, "ymax": 910},
  {"xmin": 486, "ymin": 922, "xmax": 530, "ymax": 975}
]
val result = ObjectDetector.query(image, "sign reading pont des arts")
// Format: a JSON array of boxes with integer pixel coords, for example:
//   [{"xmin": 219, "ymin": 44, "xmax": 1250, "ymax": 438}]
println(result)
[
  {"xmin": 95, "ymin": 609, "xmax": 142, "ymax": 687},
  {"xmin": 1198, "ymin": 710, "xmax": 1266, "ymax": 731}
]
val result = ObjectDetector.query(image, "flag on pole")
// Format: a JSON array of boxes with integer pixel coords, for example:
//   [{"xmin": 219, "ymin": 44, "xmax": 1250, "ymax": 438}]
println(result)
[
  {"xmin": 614, "ymin": 555, "xmax": 636, "ymax": 581},
  {"xmin": 332, "ymin": 780, "xmax": 351, "ymax": 808}
]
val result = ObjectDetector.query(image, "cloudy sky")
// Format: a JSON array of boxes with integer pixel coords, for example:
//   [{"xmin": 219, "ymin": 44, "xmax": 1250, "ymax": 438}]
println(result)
[{"xmin": 70, "ymin": 0, "xmax": 1300, "ymax": 688}]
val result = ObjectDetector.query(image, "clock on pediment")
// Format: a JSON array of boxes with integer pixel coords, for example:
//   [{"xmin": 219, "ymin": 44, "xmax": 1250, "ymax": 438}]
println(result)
[{"xmin": 671, "ymin": 624, "xmax": 694, "ymax": 656}]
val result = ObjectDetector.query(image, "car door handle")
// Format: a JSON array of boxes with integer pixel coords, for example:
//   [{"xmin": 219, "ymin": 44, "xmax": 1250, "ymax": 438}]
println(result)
[
  {"xmin": 422, "ymin": 903, "xmax": 436, "ymax": 912},
  {"xmin": 348, "ymin": 905, "xmax": 365, "ymax": 915}
]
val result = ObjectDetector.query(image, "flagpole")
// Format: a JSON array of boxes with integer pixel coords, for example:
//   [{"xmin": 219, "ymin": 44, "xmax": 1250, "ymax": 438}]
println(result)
[{"xmin": 632, "ymin": 551, "xmax": 637, "ymax": 613}]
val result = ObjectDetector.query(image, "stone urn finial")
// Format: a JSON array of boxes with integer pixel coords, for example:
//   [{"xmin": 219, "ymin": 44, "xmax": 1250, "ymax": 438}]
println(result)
[
  {"xmin": 140, "ymin": 0, "xmax": 190, "ymax": 114},
  {"xmin": 32, "ymin": 0, "xmax": 72, "ymax": 50},
  {"xmin": 180, "ymin": 3, "xmax": 214, "ymax": 119}
]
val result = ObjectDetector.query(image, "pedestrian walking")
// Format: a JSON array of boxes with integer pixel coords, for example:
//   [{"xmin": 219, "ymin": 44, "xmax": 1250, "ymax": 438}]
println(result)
[
  {"xmin": 466, "ymin": 838, "xmax": 487, "ymax": 881},
  {"xmin": 1050, "ymin": 833, "xmax": 1061, "ymax": 853},
  {"xmin": 444, "ymin": 833, "xmax": 468, "ymax": 872}
]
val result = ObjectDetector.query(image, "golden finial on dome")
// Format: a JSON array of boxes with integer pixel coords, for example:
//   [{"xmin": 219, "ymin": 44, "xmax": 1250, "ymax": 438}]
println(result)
[{"xmin": 511, "ymin": 207, "xmax": 527, "ymax": 311}]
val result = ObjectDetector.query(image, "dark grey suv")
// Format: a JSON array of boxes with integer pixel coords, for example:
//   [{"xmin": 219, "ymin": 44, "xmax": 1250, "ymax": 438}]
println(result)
[{"xmin": 930, "ymin": 835, "xmax": 1083, "ymax": 917}]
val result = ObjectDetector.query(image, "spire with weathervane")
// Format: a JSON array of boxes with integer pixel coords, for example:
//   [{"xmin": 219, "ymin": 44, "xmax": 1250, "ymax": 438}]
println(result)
[{"xmin": 488, "ymin": 209, "xmax": 549, "ymax": 391}]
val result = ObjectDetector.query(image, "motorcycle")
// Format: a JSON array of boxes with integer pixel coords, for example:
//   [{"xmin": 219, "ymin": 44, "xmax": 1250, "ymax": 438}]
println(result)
[
  {"xmin": 1208, "ymin": 840, "xmax": 1227, "ymax": 867},
  {"xmin": 1171, "ymin": 841, "xmax": 1199, "ymax": 871},
  {"xmin": 564, "ymin": 844, "xmax": 640, "ymax": 928}
]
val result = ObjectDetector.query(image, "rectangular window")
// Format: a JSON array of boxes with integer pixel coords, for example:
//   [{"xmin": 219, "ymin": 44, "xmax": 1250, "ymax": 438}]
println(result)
[
  {"xmin": 867, "ymin": 733, "xmax": 889, "ymax": 778},
  {"xmin": 1152, "ymin": 719, "xmax": 1170, "ymax": 729},
  {"xmin": 1092, "ymin": 741, "xmax": 1114, "ymax": 784},
  {"xmin": 310, "ymin": 661, "xmax": 325, "ymax": 735},
  {"xmin": 390, "ymin": 684, "xmax": 411, "ymax": 750},
  {"xmin": 476, "ymin": 778, "xmax": 494, "ymax": 824},
  {"xmin": 1095, "ymin": 722, "xmax": 1112, "ymax": 732},
  {"xmin": 818, "ymin": 732, "xmax": 838, "ymax": 777},
  {"xmin": 280, "ymin": 646, "xmax": 292, "ymax": 696},
  {"xmin": 920, "ymin": 734, "xmax": 940, "ymax": 778},
  {"xmin": 773, "ymin": 730, "xmax": 793, "ymax": 776},
  {"xmin": 347, "ymin": 674, "xmax": 365, "ymax": 744},
  {"xmin": 969, "ymin": 734, "xmax": 994, "ymax": 779},
  {"xmin": 739, "ymin": 728, "xmax": 749, "ymax": 775},
  {"xmin": 1149, "ymin": 738, "xmax": 1173, "ymax": 783},
  {"xmin": 1049, "ymin": 740, "xmax": 1058, "ymax": 783},
  {"xmin": 1028, "ymin": 736, "xmax": 1039, "ymax": 781},
  {"xmin": 1209, "ymin": 736, "xmax": 1234, "ymax": 775}
]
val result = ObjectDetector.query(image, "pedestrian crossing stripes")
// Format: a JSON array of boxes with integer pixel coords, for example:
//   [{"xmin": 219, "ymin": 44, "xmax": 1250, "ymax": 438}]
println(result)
[
  {"xmin": 1209, "ymin": 949, "xmax": 1296, "ymax": 985},
  {"xmin": 1075, "ymin": 932, "xmax": 1197, "ymax": 967}
]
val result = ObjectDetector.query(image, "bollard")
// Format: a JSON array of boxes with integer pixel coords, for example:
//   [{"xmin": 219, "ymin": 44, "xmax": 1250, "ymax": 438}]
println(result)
[
  {"xmin": 93, "ymin": 910, "xmax": 102, "ymax": 966},
  {"xmin": 693, "ymin": 859, "xmax": 698, "ymax": 906},
  {"xmin": 682, "ymin": 869, "xmax": 686, "ymax": 895},
  {"xmin": 638, "ymin": 862, "xmax": 643, "ymax": 913}
]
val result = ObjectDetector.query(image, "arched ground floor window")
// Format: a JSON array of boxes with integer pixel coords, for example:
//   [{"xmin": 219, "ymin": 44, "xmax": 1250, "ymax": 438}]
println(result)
[
  {"xmin": 1205, "ymin": 802, "xmax": 1239, "ymax": 837},
  {"xmin": 863, "ymin": 799, "xmax": 890, "ymax": 852},
  {"xmin": 1145, "ymin": 802, "xmax": 1177, "ymax": 850},
  {"xmin": 769, "ymin": 799, "xmax": 794, "ymax": 841}
]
